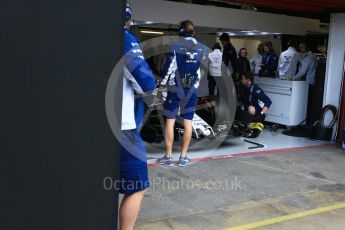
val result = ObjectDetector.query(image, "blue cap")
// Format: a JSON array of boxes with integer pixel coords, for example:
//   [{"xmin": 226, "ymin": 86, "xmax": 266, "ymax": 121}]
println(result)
[{"xmin": 125, "ymin": 3, "xmax": 133, "ymax": 21}]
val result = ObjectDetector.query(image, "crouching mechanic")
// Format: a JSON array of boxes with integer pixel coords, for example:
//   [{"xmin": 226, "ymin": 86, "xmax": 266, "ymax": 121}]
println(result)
[
  {"xmin": 157, "ymin": 20, "xmax": 208, "ymax": 167},
  {"xmin": 120, "ymin": 3, "xmax": 156, "ymax": 230},
  {"xmin": 238, "ymin": 72, "xmax": 272, "ymax": 120}
]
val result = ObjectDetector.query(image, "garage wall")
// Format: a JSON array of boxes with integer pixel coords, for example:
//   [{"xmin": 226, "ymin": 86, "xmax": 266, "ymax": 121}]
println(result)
[
  {"xmin": 1, "ymin": 0, "xmax": 123, "ymax": 228},
  {"xmin": 130, "ymin": 0, "xmax": 320, "ymax": 35},
  {"xmin": 324, "ymin": 13, "xmax": 345, "ymax": 139}
]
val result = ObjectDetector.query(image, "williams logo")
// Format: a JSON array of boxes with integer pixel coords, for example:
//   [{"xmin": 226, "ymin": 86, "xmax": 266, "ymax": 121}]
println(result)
[{"xmin": 186, "ymin": 52, "xmax": 198, "ymax": 59}]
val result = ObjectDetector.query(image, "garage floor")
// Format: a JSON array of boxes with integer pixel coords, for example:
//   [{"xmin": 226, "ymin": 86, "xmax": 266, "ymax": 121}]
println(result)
[
  {"xmin": 146, "ymin": 128, "xmax": 329, "ymax": 164},
  {"xmin": 131, "ymin": 130, "xmax": 345, "ymax": 229}
]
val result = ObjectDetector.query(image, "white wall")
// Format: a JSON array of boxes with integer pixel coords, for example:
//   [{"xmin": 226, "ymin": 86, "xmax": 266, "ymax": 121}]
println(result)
[
  {"xmin": 324, "ymin": 13, "xmax": 345, "ymax": 139},
  {"xmin": 131, "ymin": 0, "xmax": 320, "ymax": 35},
  {"xmin": 231, "ymin": 38, "xmax": 261, "ymax": 58}
]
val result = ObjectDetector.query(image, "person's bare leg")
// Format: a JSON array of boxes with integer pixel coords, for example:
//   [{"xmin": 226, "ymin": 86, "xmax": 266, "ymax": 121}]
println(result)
[
  {"xmin": 165, "ymin": 119, "xmax": 175, "ymax": 157},
  {"xmin": 119, "ymin": 190, "xmax": 146, "ymax": 230},
  {"xmin": 248, "ymin": 106, "xmax": 256, "ymax": 116},
  {"xmin": 181, "ymin": 119, "xmax": 192, "ymax": 158}
]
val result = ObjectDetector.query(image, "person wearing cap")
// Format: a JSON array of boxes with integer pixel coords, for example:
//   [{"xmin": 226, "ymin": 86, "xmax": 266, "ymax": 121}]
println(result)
[
  {"xmin": 208, "ymin": 42, "xmax": 223, "ymax": 95},
  {"xmin": 157, "ymin": 20, "xmax": 208, "ymax": 167},
  {"xmin": 120, "ymin": 3, "xmax": 156, "ymax": 230}
]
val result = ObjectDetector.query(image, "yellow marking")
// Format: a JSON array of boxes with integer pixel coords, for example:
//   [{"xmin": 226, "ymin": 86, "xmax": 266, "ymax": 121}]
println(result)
[{"xmin": 225, "ymin": 202, "xmax": 345, "ymax": 230}]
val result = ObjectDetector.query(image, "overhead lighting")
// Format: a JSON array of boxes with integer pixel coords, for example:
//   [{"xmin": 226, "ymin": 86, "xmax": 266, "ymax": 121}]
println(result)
[
  {"xmin": 143, "ymin": 21, "xmax": 154, "ymax": 24},
  {"xmin": 140, "ymin": 30, "xmax": 164, "ymax": 35},
  {"xmin": 217, "ymin": 32, "xmax": 236, "ymax": 36}
]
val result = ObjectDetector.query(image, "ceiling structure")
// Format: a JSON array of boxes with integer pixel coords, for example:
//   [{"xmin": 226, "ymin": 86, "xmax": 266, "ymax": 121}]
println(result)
[
  {"xmin": 136, "ymin": 22, "xmax": 283, "ymax": 36},
  {"xmin": 169, "ymin": 0, "xmax": 345, "ymax": 22},
  {"xmin": 132, "ymin": 0, "xmax": 326, "ymax": 36},
  {"xmin": 223, "ymin": 0, "xmax": 345, "ymax": 13}
]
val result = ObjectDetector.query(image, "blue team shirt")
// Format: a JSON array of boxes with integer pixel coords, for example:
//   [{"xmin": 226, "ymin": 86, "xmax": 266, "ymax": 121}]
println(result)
[
  {"xmin": 239, "ymin": 83, "xmax": 272, "ymax": 111},
  {"xmin": 123, "ymin": 28, "xmax": 156, "ymax": 128},
  {"xmin": 160, "ymin": 36, "xmax": 208, "ymax": 89}
]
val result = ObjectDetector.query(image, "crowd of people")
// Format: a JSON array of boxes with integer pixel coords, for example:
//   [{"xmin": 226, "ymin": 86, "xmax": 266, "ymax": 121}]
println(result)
[
  {"xmin": 208, "ymin": 37, "xmax": 316, "ymax": 96},
  {"xmin": 120, "ymin": 2, "xmax": 317, "ymax": 229},
  {"xmin": 208, "ymin": 35, "xmax": 316, "ymax": 125}
]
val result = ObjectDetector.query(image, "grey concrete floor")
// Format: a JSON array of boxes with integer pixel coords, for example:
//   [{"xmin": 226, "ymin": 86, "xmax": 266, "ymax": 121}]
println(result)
[{"xmin": 134, "ymin": 145, "xmax": 345, "ymax": 230}]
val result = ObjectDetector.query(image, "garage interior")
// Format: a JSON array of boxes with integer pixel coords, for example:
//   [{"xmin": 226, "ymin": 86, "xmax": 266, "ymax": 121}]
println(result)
[
  {"xmin": 3, "ymin": 0, "xmax": 345, "ymax": 229},
  {"xmin": 124, "ymin": 0, "xmax": 345, "ymax": 229}
]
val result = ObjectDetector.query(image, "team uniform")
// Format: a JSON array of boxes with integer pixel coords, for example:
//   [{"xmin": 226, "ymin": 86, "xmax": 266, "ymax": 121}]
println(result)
[
  {"xmin": 160, "ymin": 36, "xmax": 207, "ymax": 120},
  {"xmin": 238, "ymin": 83, "xmax": 272, "ymax": 117},
  {"xmin": 260, "ymin": 51, "xmax": 278, "ymax": 77},
  {"xmin": 295, "ymin": 51, "xmax": 316, "ymax": 85},
  {"xmin": 208, "ymin": 48, "xmax": 223, "ymax": 95},
  {"xmin": 278, "ymin": 47, "xmax": 301, "ymax": 79},
  {"xmin": 120, "ymin": 27, "xmax": 156, "ymax": 195}
]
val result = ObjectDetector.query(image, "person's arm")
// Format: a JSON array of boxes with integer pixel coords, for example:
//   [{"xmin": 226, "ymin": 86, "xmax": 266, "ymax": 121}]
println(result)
[
  {"xmin": 261, "ymin": 106, "xmax": 269, "ymax": 114},
  {"xmin": 245, "ymin": 59, "xmax": 251, "ymax": 73},
  {"xmin": 207, "ymin": 53, "xmax": 212, "ymax": 75},
  {"xmin": 295, "ymin": 57, "xmax": 309, "ymax": 79},
  {"xmin": 249, "ymin": 55, "xmax": 256, "ymax": 72},
  {"xmin": 194, "ymin": 68, "xmax": 201, "ymax": 89},
  {"xmin": 260, "ymin": 58, "xmax": 267, "ymax": 71},
  {"xmin": 159, "ymin": 46, "xmax": 177, "ymax": 86},
  {"xmin": 277, "ymin": 54, "xmax": 282, "ymax": 72},
  {"xmin": 230, "ymin": 47, "xmax": 238, "ymax": 74},
  {"xmin": 266, "ymin": 53, "xmax": 278, "ymax": 72},
  {"xmin": 222, "ymin": 47, "xmax": 230, "ymax": 67},
  {"xmin": 195, "ymin": 48, "xmax": 209, "ymax": 89},
  {"xmin": 124, "ymin": 38, "xmax": 156, "ymax": 94},
  {"xmin": 254, "ymin": 85, "xmax": 272, "ymax": 114}
]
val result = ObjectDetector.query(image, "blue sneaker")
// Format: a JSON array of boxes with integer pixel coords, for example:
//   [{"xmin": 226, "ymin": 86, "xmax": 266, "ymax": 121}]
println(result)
[
  {"xmin": 178, "ymin": 156, "xmax": 191, "ymax": 167},
  {"xmin": 157, "ymin": 156, "xmax": 174, "ymax": 167}
]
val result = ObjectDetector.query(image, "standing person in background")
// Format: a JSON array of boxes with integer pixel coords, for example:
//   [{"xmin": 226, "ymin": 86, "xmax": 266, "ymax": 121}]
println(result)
[
  {"xmin": 295, "ymin": 42, "xmax": 316, "ymax": 84},
  {"xmin": 120, "ymin": 3, "xmax": 157, "ymax": 230},
  {"xmin": 295, "ymin": 42, "xmax": 316, "ymax": 125},
  {"xmin": 157, "ymin": 20, "xmax": 208, "ymax": 167},
  {"xmin": 219, "ymin": 33, "xmax": 238, "ymax": 81},
  {"xmin": 208, "ymin": 42, "xmax": 223, "ymax": 95},
  {"xmin": 237, "ymin": 48, "xmax": 251, "ymax": 78},
  {"xmin": 250, "ymin": 43, "xmax": 264, "ymax": 76},
  {"xmin": 259, "ymin": 42, "xmax": 278, "ymax": 78},
  {"xmin": 278, "ymin": 39, "xmax": 301, "ymax": 79}
]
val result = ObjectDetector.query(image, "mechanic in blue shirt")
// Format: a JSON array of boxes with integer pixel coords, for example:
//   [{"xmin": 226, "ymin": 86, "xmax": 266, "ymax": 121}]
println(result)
[
  {"xmin": 157, "ymin": 20, "xmax": 208, "ymax": 167},
  {"xmin": 120, "ymin": 3, "xmax": 156, "ymax": 229},
  {"xmin": 259, "ymin": 41, "xmax": 278, "ymax": 78},
  {"xmin": 238, "ymin": 72, "xmax": 272, "ymax": 118}
]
